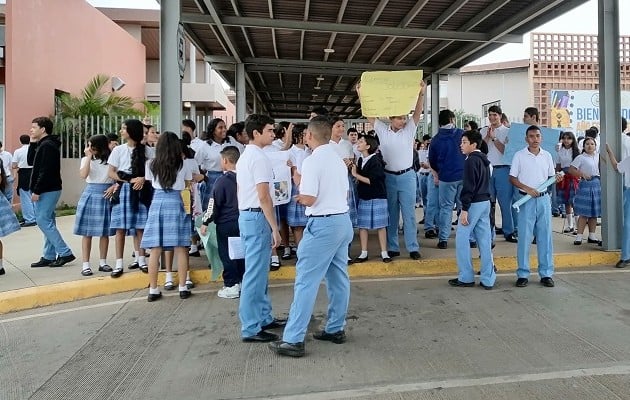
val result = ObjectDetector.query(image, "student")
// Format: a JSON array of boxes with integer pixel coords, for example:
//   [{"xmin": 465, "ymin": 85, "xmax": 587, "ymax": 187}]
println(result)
[
  {"xmin": 236, "ymin": 114, "xmax": 283, "ymax": 343},
  {"xmin": 196, "ymin": 118, "xmax": 229, "ymax": 214},
  {"xmin": 0, "ymin": 141, "xmax": 14, "ymax": 204},
  {"xmin": 605, "ymin": 143, "xmax": 630, "ymax": 268},
  {"xmin": 0, "ymin": 158, "xmax": 21, "ymax": 276},
  {"xmin": 269, "ymin": 116, "xmax": 354, "ymax": 358},
  {"xmin": 200, "ymin": 146, "xmax": 244, "ymax": 299},
  {"xmin": 286, "ymin": 124, "xmax": 310, "ymax": 247},
  {"xmin": 351, "ymin": 135, "xmax": 390, "ymax": 263},
  {"xmin": 329, "ymin": 116, "xmax": 358, "ymax": 229},
  {"xmin": 509, "ymin": 125, "xmax": 563, "ymax": 288},
  {"xmin": 448, "ymin": 130, "xmax": 495, "ymax": 289},
  {"xmin": 556, "ymin": 131, "xmax": 580, "ymax": 233},
  {"xmin": 107, "ymin": 119, "xmax": 154, "ymax": 278},
  {"xmin": 106, "ymin": 133, "xmax": 119, "ymax": 150},
  {"xmin": 569, "ymin": 137, "xmax": 602, "ymax": 246},
  {"xmin": 73, "ymin": 135, "xmax": 115, "ymax": 276},
  {"xmin": 226, "ymin": 122, "xmax": 248, "ymax": 153},
  {"xmin": 142, "ymin": 132, "xmax": 193, "ymax": 301},
  {"xmin": 11, "ymin": 134, "xmax": 36, "ymax": 227}
]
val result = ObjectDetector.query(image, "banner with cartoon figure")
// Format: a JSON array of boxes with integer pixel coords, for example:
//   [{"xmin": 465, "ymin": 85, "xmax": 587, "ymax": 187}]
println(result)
[{"xmin": 549, "ymin": 90, "xmax": 630, "ymax": 133}]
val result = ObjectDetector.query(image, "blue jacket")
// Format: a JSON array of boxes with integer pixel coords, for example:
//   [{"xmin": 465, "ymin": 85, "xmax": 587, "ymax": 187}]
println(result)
[{"xmin": 428, "ymin": 127, "xmax": 465, "ymax": 183}]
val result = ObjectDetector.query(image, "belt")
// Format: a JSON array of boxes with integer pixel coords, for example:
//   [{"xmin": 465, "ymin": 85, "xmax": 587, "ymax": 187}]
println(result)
[
  {"xmin": 385, "ymin": 167, "xmax": 413, "ymax": 175},
  {"xmin": 419, "ymin": 172, "xmax": 430, "ymax": 176},
  {"xmin": 518, "ymin": 190, "xmax": 549, "ymax": 196},
  {"xmin": 493, "ymin": 165, "xmax": 510, "ymax": 169},
  {"xmin": 242, "ymin": 207, "xmax": 262, "ymax": 212},
  {"xmin": 308, "ymin": 212, "xmax": 346, "ymax": 218}
]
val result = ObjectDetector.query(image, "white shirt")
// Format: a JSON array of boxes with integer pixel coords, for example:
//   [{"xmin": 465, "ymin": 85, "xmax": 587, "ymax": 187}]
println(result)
[
  {"xmin": 183, "ymin": 158, "xmax": 199, "ymax": 179},
  {"xmin": 194, "ymin": 140, "xmax": 224, "ymax": 172},
  {"xmin": 271, "ymin": 139, "xmax": 285, "ymax": 150},
  {"xmin": 509, "ymin": 147, "xmax": 555, "ymax": 189},
  {"xmin": 352, "ymin": 143, "xmax": 361, "ymax": 161},
  {"xmin": 81, "ymin": 157, "xmax": 113, "ymax": 184},
  {"xmin": 616, "ymin": 156, "xmax": 630, "ymax": 188},
  {"xmin": 0, "ymin": 150, "xmax": 12, "ymax": 178},
  {"xmin": 480, "ymin": 125, "xmax": 509, "ymax": 166},
  {"xmin": 418, "ymin": 148, "xmax": 430, "ymax": 173},
  {"xmin": 12, "ymin": 145, "xmax": 31, "ymax": 169},
  {"xmin": 145, "ymin": 162, "xmax": 192, "ymax": 191},
  {"xmin": 300, "ymin": 144, "xmax": 349, "ymax": 216},
  {"xmin": 108, "ymin": 144, "xmax": 155, "ymax": 174},
  {"xmin": 622, "ymin": 135, "xmax": 630, "ymax": 161},
  {"xmin": 288, "ymin": 145, "xmax": 310, "ymax": 174},
  {"xmin": 190, "ymin": 137, "xmax": 204, "ymax": 154},
  {"xmin": 373, "ymin": 119, "xmax": 416, "ymax": 171},
  {"xmin": 571, "ymin": 153, "xmax": 600, "ymax": 177},
  {"xmin": 556, "ymin": 146, "xmax": 575, "ymax": 169},
  {"xmin": 226, "ymin": 136, "xmax": 245, "ymax": 154},
  {"xmin": 329, "ymin": 139, "xmax": 354, "ymax": 160},
  {"xmin": 236, "ymin": 144, "xmax": 273, "ymax": 210}
]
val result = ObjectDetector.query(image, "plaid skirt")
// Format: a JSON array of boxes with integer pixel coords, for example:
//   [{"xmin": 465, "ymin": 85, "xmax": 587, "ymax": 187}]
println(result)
[
  {"xmin": 110, "ymin": 183, "xmax": 149, "ymax": 231},
  {"xmin": 287, "ymin": 184, "xmax": 307, "ymax": 227},
  {"xmin": 141, "ymin": 190, "xmax": 192, "ymax": 249},
  {"xmin": 0, "ymin": 193, "xmax": 20, "ymax": 237},
  {"xmin": 574, "ymin": 177, "xmax": 601, "ymax": 218},
  {"xmin": 357, "ymin": 198, "xmax": 389, "ymax": 229},
  {"xmin": 74, "ymin": 183, "xmax": 114, "ymax": 237},
  {"xmin": 347, "ymin": 174, "xmax": 358, "ymax": 227}
]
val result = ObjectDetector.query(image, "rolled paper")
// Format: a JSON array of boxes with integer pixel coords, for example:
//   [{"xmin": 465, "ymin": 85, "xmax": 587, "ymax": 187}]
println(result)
[{"xmin": 512, "ymin": 172, "xmax": 565, "ymax": 212}]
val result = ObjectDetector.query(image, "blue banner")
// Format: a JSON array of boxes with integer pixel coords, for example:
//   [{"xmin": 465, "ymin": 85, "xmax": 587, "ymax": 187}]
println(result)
[{"xmin": 502, "ymin": 123, "xmax": 562, "ymax": 165}]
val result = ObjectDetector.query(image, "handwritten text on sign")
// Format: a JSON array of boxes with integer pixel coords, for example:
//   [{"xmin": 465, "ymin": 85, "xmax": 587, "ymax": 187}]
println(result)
[{"xmin": 360, "ymin": 70, "xmax": 423, "ymax": 117}]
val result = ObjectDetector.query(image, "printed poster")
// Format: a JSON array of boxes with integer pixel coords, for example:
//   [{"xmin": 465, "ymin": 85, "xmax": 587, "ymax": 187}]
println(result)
[
  {"xmin": 360, "ymin": 70, "xmax": 423, "ymax": 117},
  {"xmin": 266, "ymin": 151, "xmax": 292, "ymax": 206}
]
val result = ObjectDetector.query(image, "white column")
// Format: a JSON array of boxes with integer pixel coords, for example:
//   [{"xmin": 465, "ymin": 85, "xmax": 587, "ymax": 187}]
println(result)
[
  {"xmin": 189, "ymin": 42, "xmax": 197, "ymax": 83},
  {"xmin": 159, "ymin": 0, "xmax": 181, "ymax": 134}
]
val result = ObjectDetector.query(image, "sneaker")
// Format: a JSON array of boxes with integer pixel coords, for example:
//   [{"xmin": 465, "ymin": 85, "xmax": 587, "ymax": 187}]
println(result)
[{"xmin": 218, "ymin": 284, "xmax": 240, "ymax": 299}]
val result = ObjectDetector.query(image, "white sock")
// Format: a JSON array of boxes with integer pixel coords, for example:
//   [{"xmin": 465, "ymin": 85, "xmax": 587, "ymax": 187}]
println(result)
[
  {"xmin": 189, "ymin": 244, "xmax": 198, "ymax": 253},
  {"xmin": 138, "ymin": 256, "xmax": 147, "ymax": 266},
  {"xmin": 588, "ymin": 233, "xmax": 598, "ymax": 240},
  {"xmin": 149, "ymin": 286, "xmax": 160, "ymax": 295},
  {"xmin": 576, "ymin": 234, "xmax": 583, "ymax": 241},
  {"xmin": 359, "ymin": 250, "xmax": 368, "ymax": 258},
  {"xmin": 283, "ymin": 247, "xmax": 291, "ymax": 256},
  {"xmin": 133, "ymin": 250, "xmax": 139, "ymax": 261},
  {"xmin": 82, "ymin": 262, "xmax": 90, "ymax": 270},
  {"xmin": 165, "ymin": 272, "xmax": 173, "ymax": 282},
  {"xmin": 0, "ymin": 259, "xmax": 4, "ymax": 268},
  {"xmin": 186, "ymin": 271, "xmax": 191, "ymax": 280},
  {"xmin": 567, "ymin": 214, "xmax": 574, "ymax": 228},
  {"xmin": 271, "ymin": 255, "xmax": 279, "ymax": 263},
  {"xmin": 115, "ymin": 259, "xmax": 123, "ymax": 268},
  {"xmin": 99, "ymin": 259, "xmax": 107, "ymax": 267},
  {"xmin": 381, "ymin": 251, "xmax": 390, "ymax": 259},
  {"xmin": 179, "ymin": 285, "xmax": 188, "ymax": 292}
]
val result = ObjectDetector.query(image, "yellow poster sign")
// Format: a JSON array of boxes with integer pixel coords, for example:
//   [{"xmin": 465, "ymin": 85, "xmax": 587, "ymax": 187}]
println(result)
[{"xmin": 359, "ymin": 70, "xmax": 423, "ymax": 117}]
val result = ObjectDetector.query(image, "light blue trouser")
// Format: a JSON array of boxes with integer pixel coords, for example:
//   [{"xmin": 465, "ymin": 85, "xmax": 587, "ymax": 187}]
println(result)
[
  {"xmin": 438, "ymin": 180, "xmax": 462, "ymax": 241},
  {"xmin": 490, "ymin": 167, "xmax": 518, "ymax": 237},
  {"xmin": 282, "ymin": 214, "xmax": 354, "ymax": 343},
  {"xmin": 456, "ymin": 201, "xmax": 496, "ymax": 286},
  {"xmin": 385, "ymin": 170, "xmax": 419, "ymax": 252},
  {"xmin": 424, "ymin": 179, "xmax": 439, "ymax": 231},
  {"xmin": 18, "ymin": 188, "xmax": 36, "ymax": 223},
  {"xmin": 516, "ymin": 193, "xmax": 554, "ymax": 279},
  {"xmin": 239, "ymin": 211, "xmax": 274, "ymax": 337},
  {"xmin": 622, "ymin": 187, "xmax": 630, "ymax": 260},
  {"xmin": 417, "ymin": 172, "xmax": 429, "ymax": 209},
  {"xmin": 35, "ymin": 190, "xmax": 72, "ymax": 260}
]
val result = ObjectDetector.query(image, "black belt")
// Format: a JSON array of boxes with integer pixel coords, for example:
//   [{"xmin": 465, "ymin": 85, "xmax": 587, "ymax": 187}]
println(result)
[
  {"xmin": 494, "ymin": 165, "xmax": 510, "ymax": 169},
  {"xmin": 518, "ymin": 190, "xmax": 549, "ymax": 196},
  {"xmin": 419, "ymin": 172, "xmax": 430, "ymax": 176},
  {"xmin": 242, "ymin": 207, "xmax": 262, "ymax": 212},
  {"xmin": 309, "ymin": 212, "xmax": 346, "ymax": 218},
  {"xmin": 385, "ymin": 167, "xmax": 413, "ymax": 175}
]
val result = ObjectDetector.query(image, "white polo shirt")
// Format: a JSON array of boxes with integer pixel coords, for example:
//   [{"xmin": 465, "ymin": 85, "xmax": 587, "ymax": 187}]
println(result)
[
  {"xmin": 190, "ymin": 137, "xmax": 204, "ymax": 154},
  {"xmin": 329, "ymin": 138, "xmax": 354, "ymax": 160},
  {"xmin": 81, "ymin": 157, "xmax": 114, "ymax": 184},
  {"xmin": 300, "ymin": 144, "xmax": 348, "ymax": 216},
  {"xmin": 373, "ymin": 119, "xmax": 416, "ymax": 172},
  {"xmin": 194, "ymin": 140, "xmax": 224, "ymax": 172},
  {"xmin": 556, "ymin": 146, "xmax": 574, "ymax": 168},
  {"xmin": 571, "ymin": 153, "xmax": 600, "ymax": 177},
  {"xmin": 616, "ymin": 156, "xmax": 630, "ymax": 188},
  {"xmin": 12, "ymin": 145, "xmax": 31, "ymax": 169},
  {"xmin": 0, "ymin": 150, "xmax": 12, "ymax": 177},
  {"xmin": 509, "ymin": 147, "xmax": 555, "ymax": 189},
  {"xmin": 289, "ymin": 145, "xmax": 310, "ymax": 174},
  {"xmin": 480, "ymin": 125, "xmax": 509, "ymax": 166},
  {"xmin": 146, "ymin": 162, "xmax": 192, "ymax": 191},
  {"xmin": 108, "ymin": 144, "xmax": 155, "ymax": 174},
  {"xmin": 236, "ymin": 144, "xmax": 273, "ymax": 210}
]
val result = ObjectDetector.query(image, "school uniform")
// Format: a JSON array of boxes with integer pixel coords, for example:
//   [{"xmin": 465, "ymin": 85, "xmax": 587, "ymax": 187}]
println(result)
[
  {"xmin": 0, "ymin": 150, "xmax": 14, "ymax": 204},
  {"xmin": 195, "ymin": 140, "xmax": 225, "ymax": 212},
  {"xmin": 417, "ymin": 148, "xmax": 430, "ymax": 208},
  {"xmin": 330, "ymin": 139, "xmax": 357, "ymax": 227},
  {"xmin": 0, "ymin": 189, "xmax": 20, "ymax": 237},
  {"xmin": 287, "ymin": 145, "xmax": 310, "ymax": 227},
  {"xmin": 614, "ymin": 157, "xmax": 630, "ymax": 261},
  {"xmin": 571, "ymin": 153, "xmax": 601, "ymax": 218},
  {"xmin": 73, "ymin": 157, "xmax": 115, "ymax": 237},
  {"xmin": 356, "ymin": 153, "xmax": 388, "ymax": 229},
  {"xmin": 282, "ymin": 143, "xmax": 353, "ymax": 345},
  {"xmin": 11, "ymin": 144, "xmax": 36, "ymax": 224},
  {"xmin": 236, "ymin": 144, "xmax": 277, "ymax": 338},
  {"xmin": 556, "ymin": 146, "xmax": 578, "ymax": 206},
  {"xmin": 141, "ymin": 163, "xmax": 192, "ymax": 249},
  {"xmin": 509, "ymin": 147, "xmax": 556, "ymax": 280}
]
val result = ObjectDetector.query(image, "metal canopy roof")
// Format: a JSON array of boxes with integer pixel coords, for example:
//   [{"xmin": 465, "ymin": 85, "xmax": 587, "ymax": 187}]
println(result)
[{"xmin": 180, "ymin": 0, "xmax": 588, "ymax": 119}]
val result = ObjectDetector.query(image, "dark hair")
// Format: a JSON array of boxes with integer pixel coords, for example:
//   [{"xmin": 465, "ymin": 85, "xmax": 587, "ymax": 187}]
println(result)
[
  {"xmin": 347, "ymin": 127, "xmax": 358, "ymax": 135},
  {"xmin": 0, "ymin": 141, "xmax": 2, "ymax": 148},
  {"xmin": 19, "ymin": 135, "xmax": 30, "ymax": 145},
  {"xmin": 524, "ymin": 107, "xmax": 539, "ymax": 122},
  {"xmin": 182, "ymin": 119, "xmax": 196, "ymax": 132},
  {"xmin": 526, "ymin": 125, "xmax": 541, "ymax": 135},
  {"xmin": 106, "ymin": 133, "xmax": 119, "ymax": 143},
  {"xmin": 560, "ymin": 131, "xmax": 580, "ymax": 160},
  {"xmin": 32, "ymin": 117, "xmax": 53, "ymax": 134},
  {"xmin": 501, "ymin": 113, "xmax": 509, "ymax": 123},
  {"xmin": 329, "ymin": 115, "xmax": 344, "ymax": 125},
  {"xmin": 292, "ymin": 123, "xmax": 307, "ymax": 144},
  {"xmin": 206, "ymin": 118, "xmax": 227, "ymax": 144},
  {"xmin": 479, "ymin": 139, "xmax": 489, "ymax": 155},
  {"xmin": 308, "ymin": 116, "xmax": 332, "ymax": 142},
  {"xmin": 590, "ymin": 126, "xmax": 599, "ymax": 134},
  {"xmin": 245, "ymin": 114, "xmax": 275, "ymax": 141},
  {"xmin": 181, "ymin": 132, "xmax": 196, "ymax": 159},
  {"xmin": 88, "ymin": 134, "xmax": 110, "ymax": 164},
  {"xmin": 124, "ymin": 119, "xmax": 148, "ymax": 177},
  {"xmin": 361, "ymin": 134, "xmax": 379, "ymax": 155},
  {"xmin": 466, "ymin": 121, "xmax": 479, "ymax": 131},
  {"xmin": 274, "ymin": 121, "xmax": 290, "ymax": 140},
  {"xmin": 150, "ymin": 132, "xmax": 182, "ymax": 190},
  {"xmin": 422, "ymin": 134, "xmax": 432, "ymax": 142},
  {"xmin": 488, "ymin": 105, "xmax": 502, "ymax": 115},
  {"xmin": 220, "ymin": 145, "xmax": 240, "ymax": 164},
  {"xmin": 438, "ymin": 109, "xmax": 455, "ymax": 126},
  {"xmin": 0, "ymin": 158, "xmax": 6, "ymax": 192},
  {"xmin": 585, "ymin": 127, "xmax": 598, "ymax": 139},
  {"xmin": 227, "ymin": 122, "xmax": 245, "ymax": 140},
  {"xmin": 621, "ymin": 117, "xmax": 627, "ymax": 132},
  {"xmin": 311, "ymin": 106, "xmax": 329, "ymax": 117},
  {"xmin": 581, "ymin": 136, "xmax": 597, "ymax": 153},
  {"xmin": 462, "ymin": 130, "xmax": 483, "ymax": 149}
]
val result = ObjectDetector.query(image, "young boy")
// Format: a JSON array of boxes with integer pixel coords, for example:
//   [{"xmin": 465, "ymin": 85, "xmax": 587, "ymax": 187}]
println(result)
[
  {"xmin": 605, "ymin": 143, "xmax": 630, "ymax": 268},
  {"xmin": 200, "ymin": 146, "xmax": 245, "ymax": 298},
  {"xmin": 351, "ymin": 135, "xmax": 391, "ymax": 263},
  {"xmin": 448, "ymin": 130, "xmax": 495, "ymax": 289}
]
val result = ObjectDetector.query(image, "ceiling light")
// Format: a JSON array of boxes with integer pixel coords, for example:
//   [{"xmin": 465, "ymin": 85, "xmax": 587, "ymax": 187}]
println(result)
[
  {"xmin": 312, "ymin": 94, "xmax": 318, "ymax": 97},
  {"xmin": 314, "ymin": 86, "xmax": 321, "ymax": 90},
  {"xmin": 316, "ymin": 77, "xmax": 325, "ymax": 81},
  {"xmin": 324, "ymin": 48, "xmax": 335, "ymax": 53}
]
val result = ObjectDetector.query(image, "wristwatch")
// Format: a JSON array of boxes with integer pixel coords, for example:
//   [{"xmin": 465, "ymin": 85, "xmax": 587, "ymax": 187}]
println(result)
[{"xmin": 491, "ymin": 137, "xmax": 497, "ymax": 142}]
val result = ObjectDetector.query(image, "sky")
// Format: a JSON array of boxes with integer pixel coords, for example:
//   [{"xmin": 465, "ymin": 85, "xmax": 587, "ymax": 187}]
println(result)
[{"xmin": 82, "ymin": 0, "xmax": 628, "ymax": 66}]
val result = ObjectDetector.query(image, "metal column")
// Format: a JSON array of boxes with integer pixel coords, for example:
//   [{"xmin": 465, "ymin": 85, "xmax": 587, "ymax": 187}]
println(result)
[
  {"xmin": 598, "ymin": 0, "xmax": 622, "ymax": 251},
  {"xmin": 430, "ymin": 73, "xmax": 440, "ymax": 135},
  {"xmin": 159, "ymin": 0, "xmax": 182, "ymax": 134},
  {"xmin": 189, "ymin": 42, "xmax": 196, "ymax": 83},
  {"xmin": 236, "ymin": 63, "xmax": 247, "ymax": 121},
  {"xmin": 423, "ymin": 85, "xmax": 429, "ymax": 136}
]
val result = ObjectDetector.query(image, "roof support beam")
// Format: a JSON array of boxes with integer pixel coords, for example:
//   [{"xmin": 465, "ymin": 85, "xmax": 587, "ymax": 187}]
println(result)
[{"xmin": 246, "ymin": 65, "xmax": 363, "ymax": 76}]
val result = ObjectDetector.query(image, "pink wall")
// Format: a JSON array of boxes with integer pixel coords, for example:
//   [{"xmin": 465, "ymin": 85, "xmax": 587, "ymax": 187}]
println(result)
[
  {"xmin": 213, "ymin": 101, "xmax": 238, "ymax": 125},
  {"xmin": 5, "ymin": 0, "xmax": 146, "ymax": 152}
]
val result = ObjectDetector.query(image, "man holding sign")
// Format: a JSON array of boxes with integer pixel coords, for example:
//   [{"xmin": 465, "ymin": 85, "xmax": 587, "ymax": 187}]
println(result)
[{"xmin": 356, "ymin": 75, "xmax": 424, "ymax": 260}]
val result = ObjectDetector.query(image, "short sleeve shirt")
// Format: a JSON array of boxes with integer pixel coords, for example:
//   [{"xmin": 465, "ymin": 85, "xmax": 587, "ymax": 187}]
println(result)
[
  {"xmin": 300, "ymin": 144, "xmax": 349, "ymax": 216},
  {"xmin": 373, "ymin": 119, "xmax": 416, "ymax": 171},
  {"xmin": 236, "ymin": 144, "xmax": 273, "ymax": 209},
  {"xmin": 108, "ymin": 144, "xmax": 155, "ymax": 174},
  {"xmin": 81, "ymin": 157, "xmax": 113, "ymax": 184},
  {"xmin": 329, "ymin": 139, "xmax": 354, "ymax": 160},
  {"xmin": 12, "ymin": 145, "xmax": 31, "ymax": 169},
  {"xmin": 145, "ymin": 162, "xmax": 192, "ymax": 190},
  {"xmin": 571, "ymin": 153, "xmax": 600, "ymax": 177},
  {"xmin": 616, "ymin": 156, "xmax": 630, "ymax": 187},
  {"xmin": 481, "ymin": 125, "xmax": 509, "ymax": 166},
  {"xmin": 194, "ymin": 140, "xmax": 224, "ymax": 172},
  {"xmin": 556, "ymin": 147, "xmax": 574, "ymax": 168},
  {"xmin": 509, "ymin": 147, "xmax": 555, "ymax": 189}
]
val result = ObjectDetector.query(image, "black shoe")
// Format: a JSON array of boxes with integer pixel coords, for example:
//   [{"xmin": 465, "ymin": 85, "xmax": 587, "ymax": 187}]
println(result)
[
  {"xmin": 31, "ymin": 257, "xmax": 55, "ymax": 268},
  {"xmin": 0, "ymin": 267, "xmax": 5, "ymax": 275},
  {"xmin": 387, "ymin": 251, "xmax": 400, "ymax": 258},
  {"xmin": 448, "ymin": 278, "xmax": 474, "ymax": 287},
  {"xmin": 268, "ymin": 340, "xmax": 305, "ymax": 357},
  {"xmin": 418, "ymin": 219, "xmax": 425, "ymax": 224},
  {"xmin": 50, "ymin": 254, "xmax": 76, "ymax": 268},
  {"xmin": 552, "ymin": 211, "xmax": 560, "ymax": 217},
  {"xmin": 382, "ymin": 256, "xmax": 392, "ymax": 263},
  {"xmin": 22, "ymin": 221, "xmax": 37, "ymax": 227},
  {"xmin": 469, "ymin": 241, "xmax": 477, "ymax": 248},
  {"xmin": 147, "ymin": 292, "xmax": 162, "ymax": 302},
  {"xmin": 270, "ymin": 261, "xmax": 281, "ymax": 271},
  {"xmin": 615, "ymin": 259, "xmax": 630, "ymax": 269},
  {"xmin": 98, "ymin": 264, "xmax": 113, "ymax": 272},
  {"xmin": 242, "ymin": 330, "xmax": 279, "ymax": 343},
  {"xmin": 495, "ymin": 227, "xmax": 504, "ymax": 235},
  {"xmin": 409, "ymin": 251, "xmax": 421, "ymax": 260},
  {"xmin": 128, "ymin": 261, "xmax": 140, "ymax": 270},
  {"xmin": 479, "ymin": 282, "xmax": 494, "ymax": 290},
  {"xmin": 574, "ymin": 240, "xmax": 582, "ymax": 245},
  {"xmin": 81, "ymin": 268, "xmax": 93, "ymax": 277},
  {"xmin": 515, "ymin": 278, "xmax": 528, "ymax": 287},
  {"xmin": 532, "ymin": 237, "xmax": 537, "ymax": 245},
  {"xmin": 313, "ymin": 329, "xmax": 346, "ymax": 344},
  {"xmin": 353, "ymin": 256, "xmax": 368, "ymax": 263},
  {"xmin": 188, "ymin": 250, "xmax": 201, "ymax": 257},
  {"xmin": 505, "ymin": 233, "xmax": 518, "ymax": 243},
  {"xmin": 437, "ymin": 241, "xmax": 447, "ymax": 249},
  {"xmin": 139, "ymin": 264, "xmax": 149, "ymax": 274},
  {"xmin": 111, "ymin": 267, "xmax": 124, "ymax": 278},
  {"xmin": 587, "ymin": 238, "xmax": 600, "ymax": 244},
  {"xmin": 540, "ymin": 277, "xmax": 555, "ymax": 287},
  {"xmin": 425, "ymin": 230, "xmax": 437, "ymax": 239},
  {"xmin": 179, "ymin": 290, "xmax": 192, "ymax": 299},
  {"xmin": 262, "ymin": 318, "xmax": 287, "ymax": 330}
]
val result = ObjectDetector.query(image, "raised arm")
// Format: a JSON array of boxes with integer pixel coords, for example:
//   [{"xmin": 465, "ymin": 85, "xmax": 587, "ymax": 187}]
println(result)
[{"xmin": 411, "ymin": 81, "xmax": 426, "ymax": 126}]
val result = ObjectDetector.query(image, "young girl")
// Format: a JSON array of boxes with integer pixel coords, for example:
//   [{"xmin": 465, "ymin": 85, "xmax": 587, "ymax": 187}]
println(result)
[
  {"xmin": 142, "ymin": 132, "xmax": 193, "ymax": 301},
  {"xmin": 107, "ymin": 119, "xmax": 154, "ymax": 278},
  {"xmin": 569, "ymin": 137, "xmax": 601, "ymax": 245},
  {"xmin": 0, "ymin": 158, "xmax": 20, "ymax": 276},
  {"xmin": 286, "ymin": 124, "xmax": 310, "ymax": 248},
  {"xmin": 556, "ymin": 131, "xmax": 580, "ymax": 233},
  {"xmin": 73, "ymin": 134, "xmax": 114, "ymax": 276},
  {"xmin": 197, "ymin": 118, "xmax": 229, "ymax": 214},
  {"xmin": 605, "ymin": 143, "xmax": 630, "ymax": 268},
  {"xmin": 351, "ymin": 135, "xmax": 391, "ymax": 263}
]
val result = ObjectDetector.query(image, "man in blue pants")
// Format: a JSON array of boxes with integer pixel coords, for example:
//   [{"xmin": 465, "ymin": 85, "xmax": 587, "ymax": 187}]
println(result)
[{"xmin": 269, "ymin": 116, "xmax": 354, "ymax": 357}]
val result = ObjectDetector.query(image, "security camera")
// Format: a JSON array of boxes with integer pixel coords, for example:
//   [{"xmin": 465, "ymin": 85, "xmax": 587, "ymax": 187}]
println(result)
[{"xmin": 111, "ymin": 76, "xmax": 126, "ymax": 92}]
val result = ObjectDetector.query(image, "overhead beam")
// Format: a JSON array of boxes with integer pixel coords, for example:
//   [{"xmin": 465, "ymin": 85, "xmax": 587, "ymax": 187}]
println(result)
[
  {"xmin": 246, "ymin": 65, "xmax": 364, "ymax": 76},
  {"xmin": 182, "ymin": 13, "xmax": 522, "ymax": 43},
  {"xmin": 261, "ymin": 89, "xmax": 356, "ymax": 96},
  {"xmin": 265, "ymin": 100, "xmax": 357, "ymax": 106}
]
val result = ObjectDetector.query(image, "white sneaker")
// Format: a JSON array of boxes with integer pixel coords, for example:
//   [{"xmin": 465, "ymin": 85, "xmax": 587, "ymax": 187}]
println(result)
[{"xmin": 218, "ymin": 284, "xmax": 240, "ymax": 299}]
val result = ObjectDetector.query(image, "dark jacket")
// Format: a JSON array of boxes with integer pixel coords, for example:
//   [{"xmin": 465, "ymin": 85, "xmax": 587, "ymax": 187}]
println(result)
[
  {"xmin": 460, "ymin": 150, "xmax": 491, "ymax": 212},
  {"xmin": 204, "ymin": 171, "xmax": 239, "ymax": 225},
  {"xmin": 356, "ymin": 154, "xmax": 387, "ymax": 200},
  {"xmin": 428, "ymin": 127, "xmax": 465, "ymax": 183},
  {"xmin": 27, "ymin": 135, "xmax": 62, "ymax": 195}
]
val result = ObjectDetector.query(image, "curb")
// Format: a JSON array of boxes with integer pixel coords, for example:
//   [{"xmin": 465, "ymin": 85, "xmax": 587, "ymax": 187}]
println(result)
[{"xmin": 0, "ymin": 251, "xmax": 620, "ymax": 315}]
